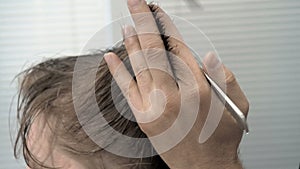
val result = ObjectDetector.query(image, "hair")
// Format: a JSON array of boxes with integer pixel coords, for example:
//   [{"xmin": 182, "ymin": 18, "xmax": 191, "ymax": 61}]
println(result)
[
  {"xmin": 13, "ymin": 4, "xmax": 174, "ymax": 168},
  {"xmin": 14, "ymin": 43, "xmax": 170, "ymax": 169}
]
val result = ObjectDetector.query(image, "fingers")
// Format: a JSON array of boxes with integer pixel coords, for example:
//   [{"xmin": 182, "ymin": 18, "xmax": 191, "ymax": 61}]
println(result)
[
  {"xmin": 126, "ymin": 0, "xmax": 174, "ymax": 83},
  {"xmin": 123, "ymin": 25, "xmax": 153, "ymax": 88},
  {"xmin": 222, "ymin": 66, "xmax": 249, "ymax": 117},
  {"xmin": 202, "ymin": 52, "xmax": 226, "ymax": 91},
  {"xmin": 103, "ymin": 52, "xmax": 142, "ymax": 108},
  {"xmin": 127, "ymin": 0, "xmax": 164, "ymax": 50},
  {"xmin": 148, "ymin": 5, "xmax": 199, "ymax": 71},
  {"xmin": 147, "ymin": 5, "xmax": 209, "ymax": 90},
  {"xmin": 202, "ymin": 53, "xmax": 249, "ymax": 116}
]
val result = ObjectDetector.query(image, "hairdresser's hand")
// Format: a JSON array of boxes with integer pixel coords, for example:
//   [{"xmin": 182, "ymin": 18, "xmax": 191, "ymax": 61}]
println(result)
[{"xmin": 104, "ymin": 0, "xmax": 249, "ymax": 169}]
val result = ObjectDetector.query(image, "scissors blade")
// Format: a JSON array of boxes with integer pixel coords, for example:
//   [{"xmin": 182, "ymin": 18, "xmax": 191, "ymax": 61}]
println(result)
[{"xmin": 204, "ymin": 72, "xmax": 249, "ymax": 133}]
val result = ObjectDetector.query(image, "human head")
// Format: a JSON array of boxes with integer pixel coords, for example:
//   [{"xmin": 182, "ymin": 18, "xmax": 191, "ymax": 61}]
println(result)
[{"xmin": 14, "ymin": 44, "xmax": 169, "ymax": 169}]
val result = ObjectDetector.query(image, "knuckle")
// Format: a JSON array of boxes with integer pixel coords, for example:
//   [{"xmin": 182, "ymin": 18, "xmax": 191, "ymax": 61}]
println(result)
[
  {"xmin": 136, "ymin": 70, "xmax": 151, "ymax": 85},
  {"xmin": 143, "ymin": 36, "xmax": 163, "ymax": 49},
  {"xmin": 134, "ymin": 13, "xmax": 151, "ymax": 25},
  {"xmin": 225, "ymin": 70, "xmax": 237, "ymax": 85},
  {"xmin": 125, "ymin": 36, "xmax": 135, "ymax": 46},
  {"xmin": 169, "ymin": 43, "xmax": 181, "ymax": 56},
  {"xmin": 125, "ymin": 39, "xmax": 139, "ymax": 52},
  {"xmin": 144, "ymin": 48, "xmax": 164, "ymax": 61},
  {"xmin": 136, "ymin": 73, "xmax": 147, "ymax": 84},
  {"xmin": 127, "ymin": 82, "xmax": 136, "ymax": 95}
]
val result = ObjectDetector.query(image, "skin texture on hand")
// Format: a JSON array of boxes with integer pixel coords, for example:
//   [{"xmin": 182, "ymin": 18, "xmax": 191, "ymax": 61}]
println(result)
[{"xmin": 104, "ymin": 0, "xmax": 249, "ymax": 168}]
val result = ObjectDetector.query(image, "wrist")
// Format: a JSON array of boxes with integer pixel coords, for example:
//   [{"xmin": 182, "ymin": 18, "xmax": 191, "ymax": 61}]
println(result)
[
  {"xmin": 191, "ymin": 157, "xmax": 242, "ymax": 169},
  {"xmin": 167, "ymin": 155, "xmax": 243, "ymax": 169},
  {"xmin": 197, "ymin": 145, "xmax": 242, "ymax": 169},
  {"xmin": 159, "ymin": 138, "xmax": 242, "ymax": 169}
]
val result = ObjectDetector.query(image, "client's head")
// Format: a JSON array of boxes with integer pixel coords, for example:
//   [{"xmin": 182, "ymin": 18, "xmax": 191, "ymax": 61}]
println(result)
[{"xmin": 14, "ymin": 44, "xmax": 169, "ymax": 169}]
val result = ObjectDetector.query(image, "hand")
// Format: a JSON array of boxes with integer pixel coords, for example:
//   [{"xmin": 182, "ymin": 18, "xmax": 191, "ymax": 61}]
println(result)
[{"xmin": 104, "ymin": 0, "xmax": 249, "ymax": 168}]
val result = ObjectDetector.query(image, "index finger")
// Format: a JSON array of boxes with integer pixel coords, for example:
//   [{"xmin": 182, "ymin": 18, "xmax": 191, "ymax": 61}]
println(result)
[
  {"xmin": 127, "ymin": 0, "xmax": 164, "ymax": 50},
  {"xmin": 126, "ymin": 0, "xmax": 175, "ymax": 85},
  {"xmin": 148, "ymin": 5, "xmax": 209, "ymax": 90}
]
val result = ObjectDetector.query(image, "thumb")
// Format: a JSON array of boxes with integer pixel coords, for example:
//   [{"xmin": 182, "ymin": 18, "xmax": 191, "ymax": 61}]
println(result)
[{"xmin": 202, "ymin": 52, "xmax": 249, "ymax": 117}]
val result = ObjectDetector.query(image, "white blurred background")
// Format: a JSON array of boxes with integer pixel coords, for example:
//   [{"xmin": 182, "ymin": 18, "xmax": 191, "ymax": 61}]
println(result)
[{"xmin": 0, "ymin": 0, "xmax": 299, "ymax": 168}]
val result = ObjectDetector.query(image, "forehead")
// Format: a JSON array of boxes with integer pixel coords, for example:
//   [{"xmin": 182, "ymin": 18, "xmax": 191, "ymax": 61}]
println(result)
[{"xmin": 26, "ymin": 114, "xmax": 88, "ymax": 169}]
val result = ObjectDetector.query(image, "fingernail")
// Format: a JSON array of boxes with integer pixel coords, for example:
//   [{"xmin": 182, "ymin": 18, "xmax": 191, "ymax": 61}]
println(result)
[
  {"xmin": 128, "ymin": 0, "xmax": 141, "ymax": 7},
  {"xmin": 104, "ymin": 53, "xmax": 111, "ymax": 64},
  {"xmin": 204, "ymin": 52, "xmax": 221, "ymax": 70}
]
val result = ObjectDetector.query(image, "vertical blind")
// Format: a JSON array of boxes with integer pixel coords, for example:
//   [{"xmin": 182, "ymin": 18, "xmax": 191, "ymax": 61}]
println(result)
[
  {"xmin": 145, "ymin": 0, "xmax": 300, "ymax": 169},
  {"xmin": 110, "ymin": 0, "xmax": 300, "ymax": 168},
  {"xmin": 0, "ymin": 0, "xmax": 110, "ymax": 168},
  {"xmin": 1, "ymin": 0, "xmax": 299, "ymax": 168}
]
